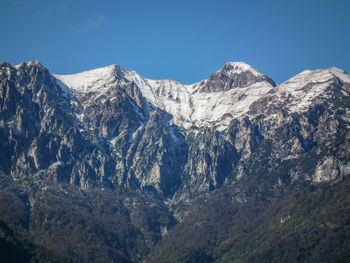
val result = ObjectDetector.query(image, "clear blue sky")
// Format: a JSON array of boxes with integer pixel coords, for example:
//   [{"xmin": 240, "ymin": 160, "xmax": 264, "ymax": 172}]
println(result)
[{"xmin": 2, "ymin": 0, "xmax": 350, "ymax": 84}]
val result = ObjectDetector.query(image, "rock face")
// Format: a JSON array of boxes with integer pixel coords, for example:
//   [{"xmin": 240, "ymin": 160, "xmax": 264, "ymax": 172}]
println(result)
[{"xmin": 0, "ymin": 60, "xmax": 350, "ymax": 262}]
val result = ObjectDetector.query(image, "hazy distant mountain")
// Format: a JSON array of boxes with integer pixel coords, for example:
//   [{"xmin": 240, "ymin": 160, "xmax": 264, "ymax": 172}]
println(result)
[{"xmin": 0, "ymin": 60, "xmax": 349, "ymax": 262}]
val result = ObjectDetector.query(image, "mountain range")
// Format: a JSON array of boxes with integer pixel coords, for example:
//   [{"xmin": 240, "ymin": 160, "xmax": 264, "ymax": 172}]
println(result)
[{"xmin": 0, "ymin": 60, "xmax": 349, "ymax": 262}]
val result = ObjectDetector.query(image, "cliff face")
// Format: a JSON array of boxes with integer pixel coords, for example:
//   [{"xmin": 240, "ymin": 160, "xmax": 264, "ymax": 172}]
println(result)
[{"xmin": 1, "ymin": 61, "xmax": 350, "ymax": 262}]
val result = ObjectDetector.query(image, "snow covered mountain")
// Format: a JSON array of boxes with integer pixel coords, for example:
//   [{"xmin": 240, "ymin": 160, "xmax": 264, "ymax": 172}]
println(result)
[
  {"xmin": 53, "ymin": 61, "xmax": 350, "ymax": 197},
  {"xmin": 54, "ymin": 62, "xmax": 276, "ymax": 131},
  {"xmin": 54, "ymin": 62, "xmax": 350, "ymax": 132},
  {"xmin": 1, "ymin": 60, "xmax": 350, "ymax": 262}
]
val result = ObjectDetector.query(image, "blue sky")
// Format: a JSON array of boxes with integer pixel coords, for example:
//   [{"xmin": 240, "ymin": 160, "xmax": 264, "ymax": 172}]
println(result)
[{"xmin": 2, "ymin": 0, "xmax": 350, "ymax": 83}]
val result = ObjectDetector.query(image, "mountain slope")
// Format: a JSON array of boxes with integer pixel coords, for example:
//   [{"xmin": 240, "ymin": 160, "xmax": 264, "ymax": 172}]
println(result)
[
  {"xmin": 0, "ymin": 219, "xmax": 72, "ymax": 263},
  {"xmin": 146, "ymin": 177, "xmax": 350, "ymax": 263}
]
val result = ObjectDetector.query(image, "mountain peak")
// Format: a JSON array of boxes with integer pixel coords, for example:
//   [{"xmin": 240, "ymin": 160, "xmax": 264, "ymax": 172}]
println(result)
[
  {"xmin": 221, "ymin": 61, "xmax": 261, "ymax": 75},
  {"xmin": 281, "ymin": 66, "xmax": 350, "ymax": 89},
  {"xmin": 15, "ymin": 60, "xmax": 46, "ymax": 70},
  {"xmin": 53, "ymin": 64, "xmax": 121, "ymax": 94},
  {"xmin": 200, "ymin": 62, "xmax": 276, "ymax": 92}
]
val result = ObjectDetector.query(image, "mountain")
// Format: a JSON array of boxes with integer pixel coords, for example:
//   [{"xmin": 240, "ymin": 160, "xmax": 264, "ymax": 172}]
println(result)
[{"xmin": 0, "ymin": 60, "xmax": 349, "ymax": 262}]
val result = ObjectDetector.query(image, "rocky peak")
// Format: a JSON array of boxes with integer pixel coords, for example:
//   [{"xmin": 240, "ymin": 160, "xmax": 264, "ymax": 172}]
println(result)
[
  {"xmin": 15, "ymin": 60, "xmax": 45, "ymax": 68},
  {"xmin": 221, "ymin": 62, "xmax": 262, "ymax": 76},
  {"xmin": 200, "ymin": 62, "xmax": 276, "ymax": 92},
  {"xmin": 1, "ymin": 61, "xmax": 50, "ymax": 85},
  {"xmin": 54, "ymin": 64, "xmax": 158, "ymax": 108},
  {"xmin": 15, "ymin": 61, "xmax": 51, "ymax": 78}
]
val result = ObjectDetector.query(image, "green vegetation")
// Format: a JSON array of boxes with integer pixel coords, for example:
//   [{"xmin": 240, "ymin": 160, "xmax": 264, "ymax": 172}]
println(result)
[
  {"xmin": 0, "ymin": 219, "xmax": 73, "ymax": 263},
  {"xmin": 146, "ymin": 177, "xmax": 350, "ymax": 263}
]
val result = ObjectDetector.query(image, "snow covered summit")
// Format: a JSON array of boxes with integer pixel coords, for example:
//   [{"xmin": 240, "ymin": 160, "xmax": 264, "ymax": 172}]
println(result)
[
  {"xmin": 55, "ymin": 62, "xmax": 276, "ymax": 131},
  {"xmin": 54, "ymin": 63, "xmax": 350, "ymax": 132}
]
